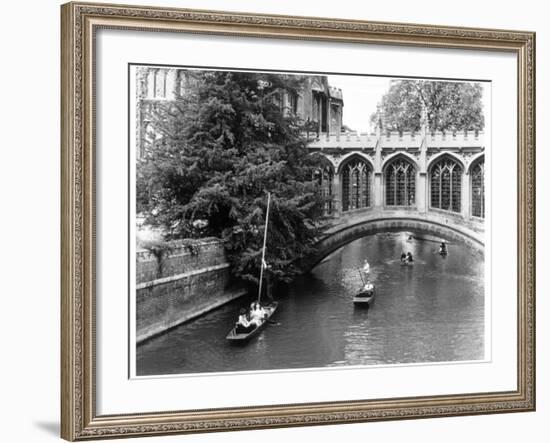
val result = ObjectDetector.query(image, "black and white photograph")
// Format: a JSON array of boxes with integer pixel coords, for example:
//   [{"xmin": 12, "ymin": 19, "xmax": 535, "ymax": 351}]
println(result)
[
  {"xmin": 132, "ymin": 65, "xmax": 488, "ymax": 377},
  {"xmin": 1, "ymin": 0, "xmax": 543, "ymax": 440}
]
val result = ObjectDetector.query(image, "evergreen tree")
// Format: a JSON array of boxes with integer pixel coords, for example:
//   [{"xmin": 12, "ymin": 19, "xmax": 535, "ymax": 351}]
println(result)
[
  {"xmin": 370, "ymin": 80, "xmax": 484, "ymax": 133},
  {"xmin": 137, "ymin": 70, "xmax": 326, "ymax": 285}
]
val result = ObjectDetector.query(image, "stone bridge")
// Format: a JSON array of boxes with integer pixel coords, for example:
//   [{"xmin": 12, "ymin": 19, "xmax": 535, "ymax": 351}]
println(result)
[
  {"xmin": 299, "ymin": 127, "xmax": 486, "ymax": 271},
  {"xmin": 301, "ymin": 208, "xmax": 484, "ymax": 273}
]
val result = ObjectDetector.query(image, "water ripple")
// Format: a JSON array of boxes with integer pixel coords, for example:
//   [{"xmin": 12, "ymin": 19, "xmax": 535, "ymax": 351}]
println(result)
[{"xmin": 137, "ymin": 231, "xmax": 485, "ymax": 376}]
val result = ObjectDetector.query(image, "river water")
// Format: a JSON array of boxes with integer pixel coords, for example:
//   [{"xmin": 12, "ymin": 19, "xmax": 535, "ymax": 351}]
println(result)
[{"xmin": 137, "ymin": 231, "xmax": 485, "ymax": 376}]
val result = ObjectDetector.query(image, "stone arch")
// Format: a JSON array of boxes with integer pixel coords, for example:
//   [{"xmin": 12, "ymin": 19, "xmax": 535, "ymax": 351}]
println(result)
[
  {"xmin": 338, "ymin": 153, "xmax": 374, "ymax": 212},
  {"xmin": 469, "ymin": 154, "xmax": 485, "ymax": 218},
  {"xmin": 428, "ymin": 153, "xmax": 464, "ymax": 214},
  {"xmin": 308, "ymin": 151, "xmax": 338, "ymax": 169},
  {"xmin": 381, "ymin": 152, "xmax": 419, "ymax": 173},
  {"xmin": 310, "ymin": 153, "xmax": 336, "ymax": 216},
  {"xmin": 300, "ymin": 215, "xmax": 484, "ymax": 272},
  {"xmin": 467, "ymin": 152, "xmax": 485, "ymax": 174},
  {"xmin": 426, "ymin": 151, "xmax": 465, "ymax": 173},
  {"xmin": 382, "ymin": 153, "xmax": 418, "ymax": 207},
  {"xmin": 336, "ymin": 152, "xmax": 374, "ymax": 175}
]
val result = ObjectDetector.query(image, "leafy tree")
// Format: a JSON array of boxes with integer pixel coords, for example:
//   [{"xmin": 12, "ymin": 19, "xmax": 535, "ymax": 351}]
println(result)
[
  {"xmin": 137, "ymin": 70, "xmax": 326, "ymax": 286},
  {"xmin": 370, "ymin": 80, "xmax": 484, "ymax": 133}
]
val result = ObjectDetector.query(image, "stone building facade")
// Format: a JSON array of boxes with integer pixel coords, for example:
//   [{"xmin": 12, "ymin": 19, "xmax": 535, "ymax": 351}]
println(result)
[
  {"xmin": 136, "ymin": 67, "xmax": 197, "ymax": 158},
  {"xmin": 293, "ymin": 76, "xmax": 343, "ymax": 135},
  {"xmin": 135, "ymin": 67, "xmax": 484, "ymax": 229},
  {"xmin": 135, "ymin": 67, "xmax": 344, "ymax": 158}
]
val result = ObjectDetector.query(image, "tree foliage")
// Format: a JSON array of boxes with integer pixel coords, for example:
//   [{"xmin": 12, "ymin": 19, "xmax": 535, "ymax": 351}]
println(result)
[
  {"xmin": 370, "ymin": 80, "xmax": 485, "ymax": 133},
  {"xmin": 137, "ymin": 70, "xmax": 326, "ymax": 285}
]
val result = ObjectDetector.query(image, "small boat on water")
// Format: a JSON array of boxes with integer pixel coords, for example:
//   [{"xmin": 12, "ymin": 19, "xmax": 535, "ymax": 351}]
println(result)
[
  {"xmin": 353, "ymin": 282, "xmax": 375, "ymax": 306},
  {"xmin": 400, "ymin": 252, "xmax": 414, "ymax": 266},
  {"xmin": 354, "ymin": 267, "xmax": 375, "ymax": 306},
  {"xmin": 227, "ymin": 192, "xmax": 278, "ymax": 343},
  {"xmin": 226, "ymin": 302, "xmax": 278, "ymax": 341}
]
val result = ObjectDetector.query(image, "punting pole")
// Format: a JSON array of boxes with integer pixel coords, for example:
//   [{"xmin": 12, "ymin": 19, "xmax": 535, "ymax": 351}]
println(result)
[
  {"xmin": 358, "ymin": 268, "xmax": 366, "ymax": 286},
  {"xmin": 257, "ymin": 192, "xmax": 271, "ymax": 303}
]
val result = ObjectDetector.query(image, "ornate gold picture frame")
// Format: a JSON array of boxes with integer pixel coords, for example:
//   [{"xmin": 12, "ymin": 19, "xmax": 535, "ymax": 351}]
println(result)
[{"xmin": 61, "ymin": 1, "xmax": 535, "ymax": 440}]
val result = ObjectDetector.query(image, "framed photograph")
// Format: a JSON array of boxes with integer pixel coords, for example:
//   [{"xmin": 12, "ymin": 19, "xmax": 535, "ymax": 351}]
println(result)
[{"xmin": 61, "ymin": 1, "xmax": 536, "ymax": 440}]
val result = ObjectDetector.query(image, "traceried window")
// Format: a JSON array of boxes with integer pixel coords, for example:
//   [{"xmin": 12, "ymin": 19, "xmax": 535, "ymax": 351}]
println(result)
[
  {"xmin": 342, "ymin": 157, "xmax": 371, "ymax": 212},
  {"xmin": 430, "ymin": 156, "xmax": 462, "ymax": 213},
  {"xmin": 314, "ymin": 162, "xmax": 334, "ymax": 215},
  {"xmin": 385, "ymin": 158, "xmax": 416, "ymax": 206},
  {"xmin": 471, "ymin": 160, "xmax": 485, "ymax": 218}
]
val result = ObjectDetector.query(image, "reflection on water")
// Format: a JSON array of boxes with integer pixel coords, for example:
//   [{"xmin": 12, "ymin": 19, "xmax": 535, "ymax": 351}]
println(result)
[{"xmin": 137, "ymin": 231, "xmax": 485, "ymax": 376}]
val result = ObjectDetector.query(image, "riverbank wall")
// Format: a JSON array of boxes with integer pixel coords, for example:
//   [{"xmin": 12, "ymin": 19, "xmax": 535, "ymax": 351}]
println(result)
[{"xmin": 136, "ymin": 238, "xmax": 246, "ymax": 343}]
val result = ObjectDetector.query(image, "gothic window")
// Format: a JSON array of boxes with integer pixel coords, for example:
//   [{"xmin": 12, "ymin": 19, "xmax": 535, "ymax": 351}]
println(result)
[
  {"xmin": 471, "ymin": 160, "xmax": 485, "ymax": 218},
  {"xmin": 430, "ymin": 156, "xmax": 462, "ymax": 213},
  {"xmin": 314, "ymin": 162, "xmax": 334, "ymax": 215},
  {"xmin": 385, "ymin": 157, "xmax": 416, "ymax": 206},
  {"xmin": 342, "ymin": 157, "xmax": 371, "ymax": 212}
]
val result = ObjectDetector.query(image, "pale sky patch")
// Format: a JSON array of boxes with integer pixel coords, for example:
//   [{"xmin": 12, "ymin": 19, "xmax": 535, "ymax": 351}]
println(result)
[{"xmin": 327, "ymin": 75, "xmax": 393, "ymax": 134}]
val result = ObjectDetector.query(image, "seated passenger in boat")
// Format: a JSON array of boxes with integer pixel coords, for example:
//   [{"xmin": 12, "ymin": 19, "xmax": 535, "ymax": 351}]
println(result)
[
  {"xmin": 249, "ymin": 302, "xmax": 266, "ymax": 325},
  {"xmin": 362, "ymin": 281, "xmax": 374, "ymax": 293},
  {"xmin": 407, "ymin": 252, "xmax": 414, "ymax": 263},
  {"xmin": 250, "ymin": 301, "xmax": 262, "ymax": 314},
  {"xmin": 236, "ymin": 308, "xmax": 255, "ymax": 333},
  {"xmin": 237, "ymin": 309, "xmax": 250, "ymax": 327},
  {"xmin": 400, "ymin": 252, "xmax": 407, "ymax": 263}
]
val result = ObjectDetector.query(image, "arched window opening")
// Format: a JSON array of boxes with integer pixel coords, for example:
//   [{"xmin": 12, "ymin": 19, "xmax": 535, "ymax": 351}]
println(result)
[
  {"xmin": 385, "ymin": 158, "xmax": 416, "ymax": 206},
  {"xmin": 342, "ymin": 158, "xmax": 371, "ymax": 212},
  {"xmin": 471, "ymin": 160, "xmax": 485, "ymax": 218},
  {"xmin": 430, "ymin": 156, "xmax": 462, "ymax": 213},
  {"xmin": 314, "ymin": 163, "xmax": 334, "ymax": 215}
]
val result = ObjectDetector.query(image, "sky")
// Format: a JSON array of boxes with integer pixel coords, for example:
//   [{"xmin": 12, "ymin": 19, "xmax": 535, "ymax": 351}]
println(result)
[{"xmin": 327, "ymin": 75, "xmax": 392, "ymax": 133}]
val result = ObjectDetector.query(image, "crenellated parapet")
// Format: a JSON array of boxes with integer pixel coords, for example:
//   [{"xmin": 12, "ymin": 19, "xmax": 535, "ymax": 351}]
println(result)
[
  {"xmin": 308, "ymin": 130, "xmax": 483, "ymax": 147},
  {"xmin": 308, "ymin": 130, "xmax": 484, "ymax": 173}
]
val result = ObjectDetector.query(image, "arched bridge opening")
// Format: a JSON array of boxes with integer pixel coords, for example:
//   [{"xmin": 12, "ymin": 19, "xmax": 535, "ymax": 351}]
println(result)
[{"xmin": 301, "ymin": 214, "xmax": 484, "ymax": 273}]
